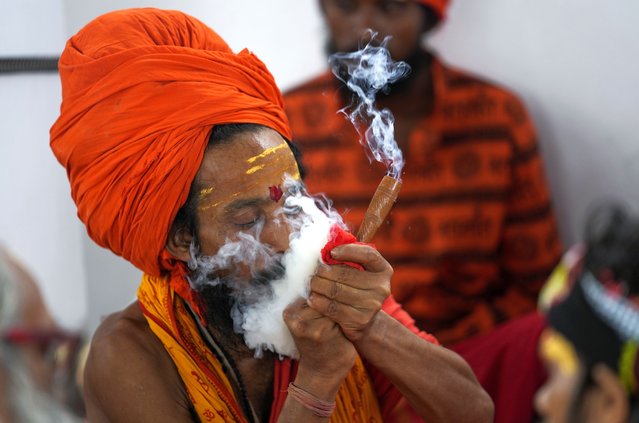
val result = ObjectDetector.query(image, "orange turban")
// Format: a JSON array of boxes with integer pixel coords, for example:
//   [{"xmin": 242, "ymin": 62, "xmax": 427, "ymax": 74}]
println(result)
[
  {"xmin": 50, "ymin": 8, "xmax": 292, "ymax": 277},
  {"xmin": 416, "ymin": 0, "xmax": 450, "ymax": 20}
]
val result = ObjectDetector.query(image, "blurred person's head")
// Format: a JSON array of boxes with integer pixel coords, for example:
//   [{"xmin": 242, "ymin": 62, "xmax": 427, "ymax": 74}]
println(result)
[
  {"xmin": 535, "ymin": 203, "xmax": 639, "ymax": 423},
  {"xmin": 319, "ymin": 0, "xmax": 446, "ymax": 61},
  {"xmin": 0, "ymin": 247, "xmax": 81, "ymax": 422}
]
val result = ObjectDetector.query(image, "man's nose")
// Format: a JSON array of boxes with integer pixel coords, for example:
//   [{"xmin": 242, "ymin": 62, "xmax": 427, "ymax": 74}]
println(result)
[{"xmin": 260, "ymin": 217, "xmax": 290, "ymax": 254}]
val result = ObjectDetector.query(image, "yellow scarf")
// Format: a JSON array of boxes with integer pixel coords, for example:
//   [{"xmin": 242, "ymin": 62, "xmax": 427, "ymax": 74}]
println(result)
[{"xmin": 138, "ymin": 273, "xmax": 384, "ymax": 422}]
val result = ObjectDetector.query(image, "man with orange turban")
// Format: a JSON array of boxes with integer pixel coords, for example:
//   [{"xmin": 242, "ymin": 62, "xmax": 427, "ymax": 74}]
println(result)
[
  {"xmin": 50, "ymin": 8, "xmax": 492, "ymax": 423},
  {"xmin": 284, "ymin": 1, "xmax": 563, "ymax": 422}
]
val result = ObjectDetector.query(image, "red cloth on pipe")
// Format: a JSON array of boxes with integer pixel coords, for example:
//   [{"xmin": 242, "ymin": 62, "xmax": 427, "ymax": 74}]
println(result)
[{"xmin": 320, "ymin": 225, "xmax": 372, "ymax": 270}]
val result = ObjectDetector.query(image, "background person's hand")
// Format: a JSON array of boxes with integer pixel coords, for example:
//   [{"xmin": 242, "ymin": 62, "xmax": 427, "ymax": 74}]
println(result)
[{"xmin": 308, "ymin": 244, "xmax": 392, "ymax": 342}]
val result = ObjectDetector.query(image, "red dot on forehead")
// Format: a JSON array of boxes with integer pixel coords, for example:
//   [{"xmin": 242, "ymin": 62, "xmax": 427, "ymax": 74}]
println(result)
[{"xmin": 269, "ymin": 185, "xmax": 283, "ymax": 202}]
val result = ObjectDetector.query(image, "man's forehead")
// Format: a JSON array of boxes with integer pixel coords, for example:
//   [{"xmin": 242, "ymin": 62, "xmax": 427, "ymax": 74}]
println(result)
[
  {"xmin": 198, "ymin": 131, "xmax": 295, "ymax": 176},
  {"xmin": 196, "ymin": 134, "xmax": 299, "ymax": 209}
]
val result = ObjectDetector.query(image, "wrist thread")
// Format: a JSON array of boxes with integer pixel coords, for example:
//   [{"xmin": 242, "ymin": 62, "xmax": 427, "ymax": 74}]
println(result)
[{"xmin": 287, "ymin": 382, "xmax": 336, "ymax": 418}]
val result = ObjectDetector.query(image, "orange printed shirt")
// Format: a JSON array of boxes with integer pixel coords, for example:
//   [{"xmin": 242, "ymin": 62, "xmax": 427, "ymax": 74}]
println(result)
[
  {"xmin": 138, "ymin": 274, "xmax": 436, "ymax": 422},
  {"xmin": 284, "ymin": 56, "xmax": 563, "ymax": 345}
]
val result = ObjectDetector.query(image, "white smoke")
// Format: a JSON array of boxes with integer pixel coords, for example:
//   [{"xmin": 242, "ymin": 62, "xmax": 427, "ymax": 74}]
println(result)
[
  {"xmin": 240, "ymin": 187, "xmax": 341, "ymax": 358},
  {"xmin": 329, "ymin": 31, "xmax": 410, "ymax": 179},
  {"xmin": 188, "ymin": 230, "xmax": 279, "ymax": 287},
  {"xmin": 189, "ymin": 178, "xmax": 343, "ymax": 358}
]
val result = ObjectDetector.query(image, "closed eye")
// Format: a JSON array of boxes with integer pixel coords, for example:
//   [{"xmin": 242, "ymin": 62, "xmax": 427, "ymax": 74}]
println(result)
[{"xmin": 236, "ymin": 216, "xmax": 263, "ymax": 229}]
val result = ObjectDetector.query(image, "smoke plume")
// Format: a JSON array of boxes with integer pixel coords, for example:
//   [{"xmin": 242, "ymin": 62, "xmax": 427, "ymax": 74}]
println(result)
[{"xmin": 329, "ymin": 31, "xmax": 410, "ymax": 179}]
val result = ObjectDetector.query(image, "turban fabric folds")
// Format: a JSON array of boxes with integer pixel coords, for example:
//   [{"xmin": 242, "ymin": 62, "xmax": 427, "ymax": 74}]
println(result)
[
  {"xmin": 50, "ymin": 8, "xmax": 292, "ymax": 277},
  {"xmin": 416, "ymin": 0, "xmax": 449, "ymax": 20}
]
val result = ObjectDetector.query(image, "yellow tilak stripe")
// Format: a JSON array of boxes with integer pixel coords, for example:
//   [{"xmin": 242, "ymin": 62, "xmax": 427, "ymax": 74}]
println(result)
[
  {"xmin": 246, "ymin": 164, "xmax": 266, "ymax": 175},
  {"xmin": 246, "ymin": 143, "xmax": 286, "ymax": 164},
  {"xmin": 198, "ymin": 186, "xmax": 214, "ymax": 200}
]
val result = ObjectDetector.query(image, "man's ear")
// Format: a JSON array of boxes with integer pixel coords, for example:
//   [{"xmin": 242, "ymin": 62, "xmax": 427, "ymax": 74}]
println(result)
[
  {"xmin": 590, "ymin": 363, "xmax": 629, "ymax": 423},
  {"xmin": 165, "ymin": 225, "xmax": 193, "ymax": 263}
]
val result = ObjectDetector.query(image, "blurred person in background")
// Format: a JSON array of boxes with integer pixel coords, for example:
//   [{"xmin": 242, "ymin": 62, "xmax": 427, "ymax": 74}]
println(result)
[
  {"xmin": 284, "ymin": 0, "xmax": 563, "ymax": 421},
  {"xmin": 535, "ymin": 203, "xmax": 639, "ymax": 423},
  {"xmin": 0, "ymin": 246, "xmax": 84, "ymax": 422}
]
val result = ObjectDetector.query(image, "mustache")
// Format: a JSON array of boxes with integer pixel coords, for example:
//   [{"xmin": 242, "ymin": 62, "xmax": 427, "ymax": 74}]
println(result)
[
  {"xmin": 233, "ymin": 258, "xmax": 286, "ymax": 306},
  {"xmin": 197, "ymin": 258, "xmax": 286, "ymax": 320},
  {"xmin": 251, "ymin": 259, "xmax": 286, "ymax": 286}
]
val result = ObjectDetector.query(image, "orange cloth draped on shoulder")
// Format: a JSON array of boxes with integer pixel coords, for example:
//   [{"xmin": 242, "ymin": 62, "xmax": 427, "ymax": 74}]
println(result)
[
  {"xmin": 49, "ymin": 9, "xmax": 292, "ymax": 312},
  {"xmin": 138, "ymin": 273, "xmax": 384, "ymax": 422}
]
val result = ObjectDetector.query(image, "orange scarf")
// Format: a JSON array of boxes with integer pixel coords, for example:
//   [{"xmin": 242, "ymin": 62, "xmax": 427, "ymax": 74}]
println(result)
[{"xmin": 138, "ymin": 274, "xmax": 383, "ymax": 422}]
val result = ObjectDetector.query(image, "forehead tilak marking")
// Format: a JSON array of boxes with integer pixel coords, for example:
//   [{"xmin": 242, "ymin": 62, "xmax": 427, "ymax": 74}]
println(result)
[
  {"xmin": 245, "ymin": 143, "xmax": 287, "ymax": 164},
  {"xmin": 247, "ymin": 165, "xmax": 301, "ymax": 179},
  {"xmin": 198, "ymin": 186, "xmax": 215, "ymax": 200},
  {"xmin": 246, "ymin": 164, "xmax": 266, "ymax": 175},
  {"xmin": 198, "ymin": 143, "xmax": 300, "ymax": 210},
  {"xmin": 269, "ymin": 185, "xmax": 283, "ymax": 202},
  {"xmin": 198, "ymin": 192, "xmax": 240, "ymax": 212},
  {"xmin": 245, "ymin": 143, "xmax": 287, "ymax": 175}
]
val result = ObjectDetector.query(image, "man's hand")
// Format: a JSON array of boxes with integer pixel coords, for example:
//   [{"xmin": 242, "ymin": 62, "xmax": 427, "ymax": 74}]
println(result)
[
  {"xmin": 283, "ymin": 298, "xmax": 356, "ymax": 386},
  {"xmin": 307, "ymin": 244, "xmax": 392, "ymax": 342}
]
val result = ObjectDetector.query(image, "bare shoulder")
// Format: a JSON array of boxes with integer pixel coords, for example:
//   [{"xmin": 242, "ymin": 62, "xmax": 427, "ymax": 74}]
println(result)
[{"xmin": 84, "ymin": 302, "xmax": 196, "ymax": 422}]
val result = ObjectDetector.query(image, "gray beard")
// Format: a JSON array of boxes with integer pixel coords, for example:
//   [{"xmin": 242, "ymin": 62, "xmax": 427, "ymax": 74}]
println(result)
[{"xmin": 195, "ymin": 260, "xmax": 286, "ymax": 353}]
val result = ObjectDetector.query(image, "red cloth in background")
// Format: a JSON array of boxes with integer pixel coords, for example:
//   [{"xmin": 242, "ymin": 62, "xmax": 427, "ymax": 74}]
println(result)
[{"xmin": 451, "ymin": 312, "xmax": 547, "ymax": 423}]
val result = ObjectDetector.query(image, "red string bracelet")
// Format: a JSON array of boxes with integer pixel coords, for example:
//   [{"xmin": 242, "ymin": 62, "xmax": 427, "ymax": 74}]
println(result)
[{"xmin": 287, "ymin": 382, "xmax": 336, "ymax": 418}]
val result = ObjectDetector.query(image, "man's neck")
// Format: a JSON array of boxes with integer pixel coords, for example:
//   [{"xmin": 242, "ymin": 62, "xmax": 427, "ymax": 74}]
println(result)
[
  {"xmin": 199, "ymin": 289, "xmax": 276, "ymax": 422},
  {"xmin": 205, "ymin": 316, "xmax": 276, "ymax": 423},
  {"xmin": 205, "ymin": 311, "xmax": 252, "ymax": 357}
]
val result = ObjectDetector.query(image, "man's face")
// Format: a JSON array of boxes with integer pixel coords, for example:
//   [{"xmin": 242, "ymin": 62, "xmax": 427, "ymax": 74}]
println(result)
[
  {"xmin": 192, "ymin": 127, "xmax": 300, "ymax": 283},
  {"xmin": 186, "ymin": 128, "xmax": 342, "ymax": 356},
  {"xmin": 321, "ymin": 0, "xmax": 427, "ymax": 61}
]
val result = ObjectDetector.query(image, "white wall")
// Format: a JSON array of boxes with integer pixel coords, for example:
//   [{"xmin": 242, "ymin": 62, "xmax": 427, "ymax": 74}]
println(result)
[
  {"xmin": 2, "ymin": 1, "xmax": 637, "ymax": 333},
  {"xmin": 0, "ymin": 0, "xmax": 87, "ymax": 329},
  {"xmin": 63, "ymin": 0, "xmax": 327, "ymax": 91}
]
